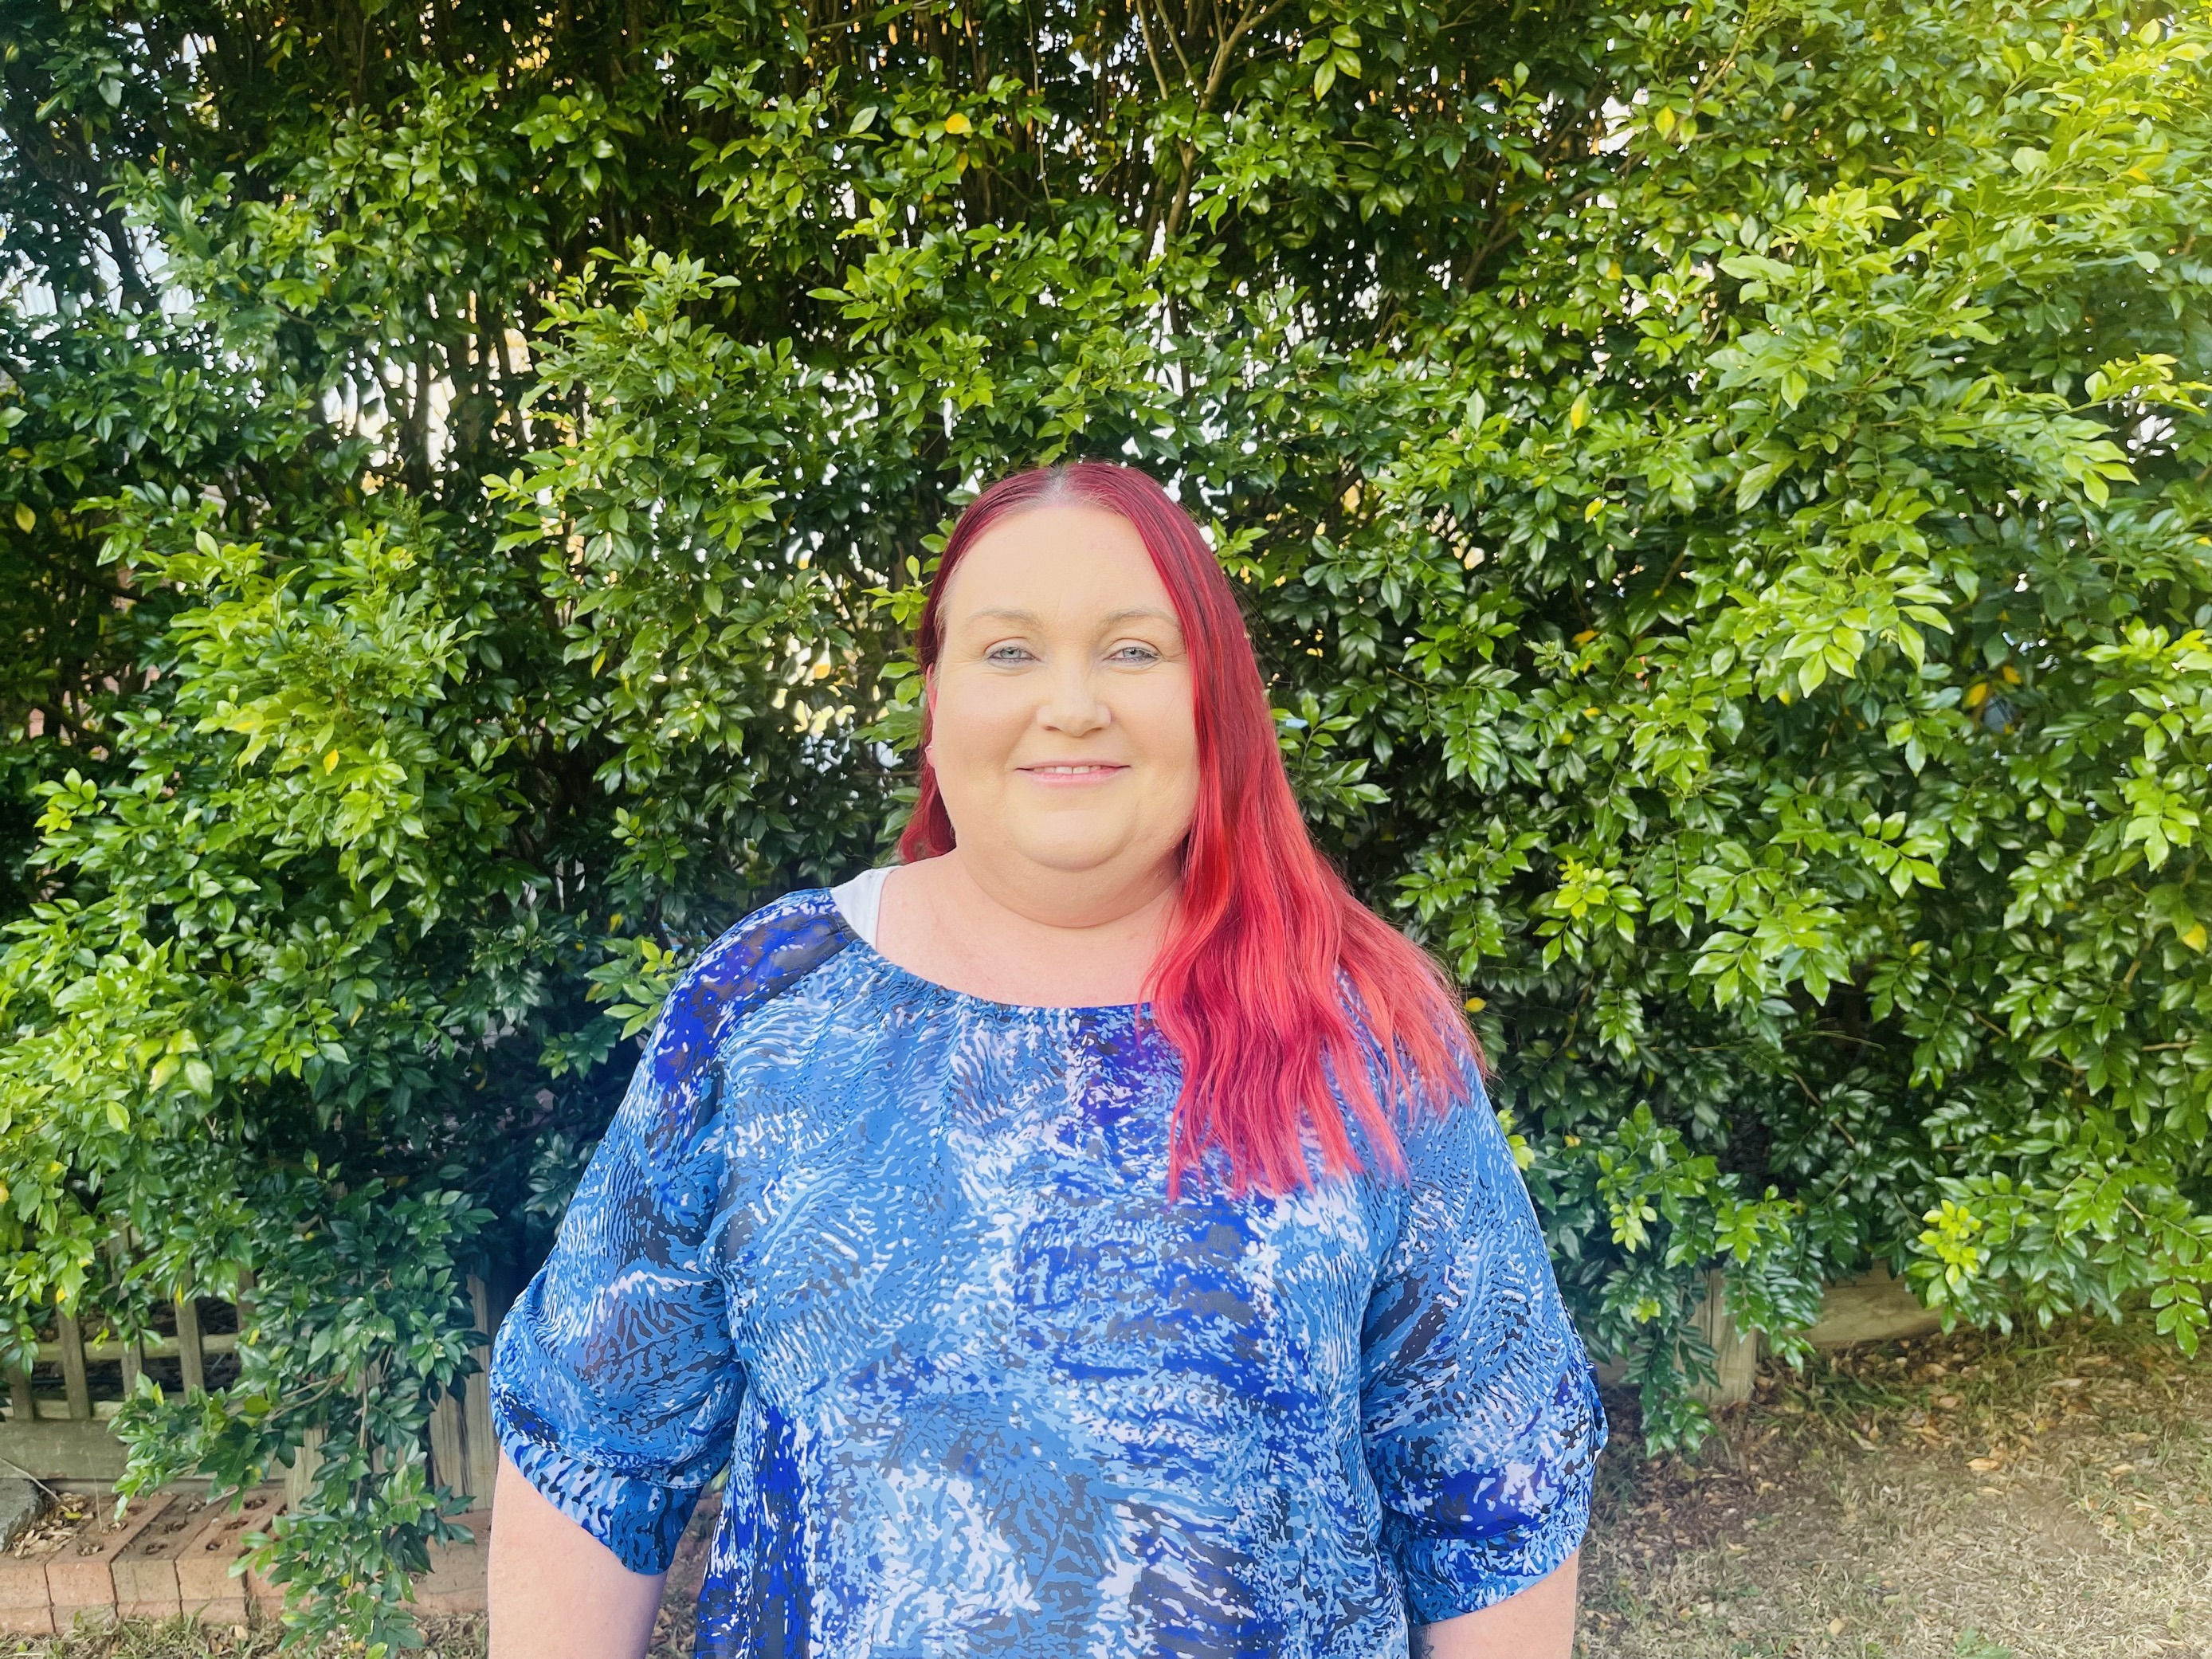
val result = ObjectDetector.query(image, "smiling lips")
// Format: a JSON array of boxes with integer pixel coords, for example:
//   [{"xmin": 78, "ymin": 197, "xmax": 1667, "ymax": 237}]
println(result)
[{"xmin": 1019, "ymin": 762, "xmax": 1129, "ymax": 783}]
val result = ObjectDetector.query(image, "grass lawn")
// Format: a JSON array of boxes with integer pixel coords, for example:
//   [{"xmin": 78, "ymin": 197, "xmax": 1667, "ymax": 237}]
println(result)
[
  {"xmin": 1579, "ymin": 1318, "xmax": 2208, "ymax": 1657},
  {"xmin": 9, "ymin": 1316, "xmax": 2206, "ymax": 1659}
]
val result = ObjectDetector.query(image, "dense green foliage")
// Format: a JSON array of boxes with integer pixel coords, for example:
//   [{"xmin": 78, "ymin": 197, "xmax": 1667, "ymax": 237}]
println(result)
[{"xmin": 2, "ymin": 0, "xmax": 2209, "ymax": 1639}]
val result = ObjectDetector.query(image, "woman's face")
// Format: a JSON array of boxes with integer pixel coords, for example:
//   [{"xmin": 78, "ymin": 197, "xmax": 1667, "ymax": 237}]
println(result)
[{"xmin": 928, "ymin": 504, "xmax": 1199, "ymax": 890}]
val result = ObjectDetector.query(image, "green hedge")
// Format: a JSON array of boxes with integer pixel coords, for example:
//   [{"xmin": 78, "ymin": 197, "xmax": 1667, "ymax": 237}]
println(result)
[{"xmin": 2, "ymin": 0, "xmax": 2208, "ymax": 1640}]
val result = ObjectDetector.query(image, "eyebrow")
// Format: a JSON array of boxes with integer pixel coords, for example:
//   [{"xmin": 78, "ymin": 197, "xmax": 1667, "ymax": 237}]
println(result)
[
  {"xmin": 956, "ymin": 605, "xmax": 1182, "ymax": 629},
  {"xmin": 963, "ymin": 606, "xmax": 1044, "ymax": 626},
  {"xmin": 1102, "ymin": 606, "xmax": 1181, "ymax": 627}
]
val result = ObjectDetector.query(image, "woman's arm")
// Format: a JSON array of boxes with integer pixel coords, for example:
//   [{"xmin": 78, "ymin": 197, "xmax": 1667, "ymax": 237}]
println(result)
[
  {"xmin": 487, "ymin": 1452, "xmax": 665, "ymax": 1659},
  {"xmin": 1412, "ymin": 1551, "xmax": 1579, "ymax": 1658}
]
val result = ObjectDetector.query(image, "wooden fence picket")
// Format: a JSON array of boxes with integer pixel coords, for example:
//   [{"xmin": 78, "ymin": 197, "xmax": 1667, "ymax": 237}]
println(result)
[
  {"xmin": 56, "ymin": 1314, "xmax": 91, "ymax": 1421},
  {"xmin": 0, "ymin": 1238, "xmax": 512, "ymax": 1495},
  {"xmin": 175, "ymin": 1295, "xmax": 205, "ymax": 1394}
]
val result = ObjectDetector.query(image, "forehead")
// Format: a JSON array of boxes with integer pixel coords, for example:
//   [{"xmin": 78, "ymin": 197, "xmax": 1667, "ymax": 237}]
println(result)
[{"xmin": 943, "ymin": 504, "xmax": 1171, "ymax": 618}]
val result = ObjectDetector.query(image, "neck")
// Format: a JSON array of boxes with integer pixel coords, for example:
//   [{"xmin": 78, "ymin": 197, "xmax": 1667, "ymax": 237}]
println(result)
[
  {"xmin": 874, "ymin": 848, "xmax": 1181, "ymax": 1007},
  {"xmin": 947, "ymin": 843, "xmax": 1180, "ymax": 934}
]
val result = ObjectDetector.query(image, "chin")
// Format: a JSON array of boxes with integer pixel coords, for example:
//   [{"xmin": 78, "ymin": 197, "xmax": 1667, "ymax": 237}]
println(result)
[
  {"xmin": 1014, "ymin": 847, "xmax": 1124, "ymax": 876},
  {"xmin": 1006, "ymin": 831, "xmax": 1133, "ymax": 875}
]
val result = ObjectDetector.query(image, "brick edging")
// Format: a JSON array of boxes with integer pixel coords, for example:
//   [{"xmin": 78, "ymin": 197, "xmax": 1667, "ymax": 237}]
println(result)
[{"xmin": 1, "ymin": 1491, "xmax": 493, "ymax": 1634}]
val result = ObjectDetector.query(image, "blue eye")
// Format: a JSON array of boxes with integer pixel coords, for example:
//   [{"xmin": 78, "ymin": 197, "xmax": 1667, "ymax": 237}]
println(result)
[
  {"xmin": 1110, "ymin": 644, "xmax": 1160, "ymax": 665},
  {"xmin": 986, "ymin": 644, "xmax": 1034, "ymax": 665}
]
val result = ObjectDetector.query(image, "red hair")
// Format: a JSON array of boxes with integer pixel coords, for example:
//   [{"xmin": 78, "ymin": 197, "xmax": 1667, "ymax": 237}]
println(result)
[{"xmin": 899, "ymin": 461, "xmax": 1479, "ymax": 1195}]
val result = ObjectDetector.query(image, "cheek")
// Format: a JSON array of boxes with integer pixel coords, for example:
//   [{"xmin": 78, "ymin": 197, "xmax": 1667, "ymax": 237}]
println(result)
[
  {"xmin": 929, "ymin": 679, "xmax": 1026, "ymax": 775},
  {"xmin": 1128, "ymin": 680, "xmax": 1200, "ymax": 802}
]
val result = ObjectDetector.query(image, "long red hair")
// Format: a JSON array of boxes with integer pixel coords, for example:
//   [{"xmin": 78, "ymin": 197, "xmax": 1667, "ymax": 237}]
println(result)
[{"xmin": 899, "ymin": 461, "xmax": 1478, "ymax": 1195}]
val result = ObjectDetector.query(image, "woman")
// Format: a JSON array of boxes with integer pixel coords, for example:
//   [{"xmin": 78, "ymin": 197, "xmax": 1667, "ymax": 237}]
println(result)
[{"xmin": 487, "ymin": 462, "xmax": 1606, "ymax": 1657}]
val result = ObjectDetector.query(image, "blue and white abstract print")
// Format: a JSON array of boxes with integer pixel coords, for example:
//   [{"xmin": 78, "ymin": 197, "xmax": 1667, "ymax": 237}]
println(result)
[{"xmin": 492, "ymin": 889, "xmax": 1606, "ymax": 1657}]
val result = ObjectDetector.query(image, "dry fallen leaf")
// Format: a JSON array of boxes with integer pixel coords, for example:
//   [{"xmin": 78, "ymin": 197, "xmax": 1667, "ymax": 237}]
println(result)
[
  {"xmin": 8, "ymin": 1496, "xmax": 93, "ymax": 1557},
  {"xmin": 1968, "ymin": 1456, "xmax": 2002, "ymax": 1471},
  {"xmin": 1829, "ymin": 1617, "xmax": 1848, "ymax": 1636}
]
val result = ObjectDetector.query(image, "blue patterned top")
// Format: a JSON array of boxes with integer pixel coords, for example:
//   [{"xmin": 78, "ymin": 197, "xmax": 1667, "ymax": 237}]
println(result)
[{"xmin": 492, "ymin": 889, "xmax": 1604, "ymax": 1657}]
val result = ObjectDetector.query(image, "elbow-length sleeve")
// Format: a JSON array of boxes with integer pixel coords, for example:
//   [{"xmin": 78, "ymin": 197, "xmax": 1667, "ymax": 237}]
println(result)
[
  {"xmin": 488, "ymin": 897, "xmax": 851, "ymax": 1574},
  {"xmin": 488, "ymin": 1049, "xmax": 744, "ymax": 1574},
  {"xmin": 1359, "ymin": 1077, "xmax": 1608, "ymax": 1624}
]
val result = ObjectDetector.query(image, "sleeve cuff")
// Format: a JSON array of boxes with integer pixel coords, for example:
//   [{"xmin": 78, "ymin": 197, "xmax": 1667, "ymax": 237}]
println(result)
[
  {"xmin": 1392, "ymin": 1362, "xmax": 1606, "ymax": 1624},
  {"xmin": 1398, "ymin": 1504, "xmax": 1589, "ymax": 1625},
  {"xmin": 493, "ymin": 1390, "xmax": 704, "ymax": 1575}
]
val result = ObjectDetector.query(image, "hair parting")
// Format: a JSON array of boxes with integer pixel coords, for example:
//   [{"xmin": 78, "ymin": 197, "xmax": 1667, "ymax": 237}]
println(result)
[{"xmin": 900, "ymin": 461, "xmax": 1481, "ymax": 1196}]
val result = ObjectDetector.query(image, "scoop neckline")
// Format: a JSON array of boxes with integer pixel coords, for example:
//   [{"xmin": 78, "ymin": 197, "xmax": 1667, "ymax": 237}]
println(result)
[{"xmin": 830, "ymin": 897, "xmax": 1151, "ymax": 1018}]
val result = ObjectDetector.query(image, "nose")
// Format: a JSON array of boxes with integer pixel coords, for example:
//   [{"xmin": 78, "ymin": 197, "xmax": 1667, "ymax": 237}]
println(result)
[{"xmin": 1037, "ymin": 656, "xmax": 1110, "ymax": 738}]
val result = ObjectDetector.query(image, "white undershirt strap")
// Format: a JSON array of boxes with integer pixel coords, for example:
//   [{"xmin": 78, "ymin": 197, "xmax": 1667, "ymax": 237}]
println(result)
[{"xmin": 829, "ymin": 865, "xmax": 893, "ymax": 949}]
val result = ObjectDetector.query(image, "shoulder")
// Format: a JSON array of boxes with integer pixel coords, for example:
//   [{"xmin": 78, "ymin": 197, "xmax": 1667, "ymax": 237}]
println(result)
[
  {"xmin": 1394, "ymin": 1062, "xmax": 1508, "ymax": 1181},
  {"xmin": 644, "ymin": 887, "xmax": 854, "ymax": 1092},
  {"xmin": 1364, "ymin": 1065, "xmax": 1536, "ymax": 1254},
  {"xmin": 1343, "ymin": 1028, "xmax": 1496, "ymax": 1185}
]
